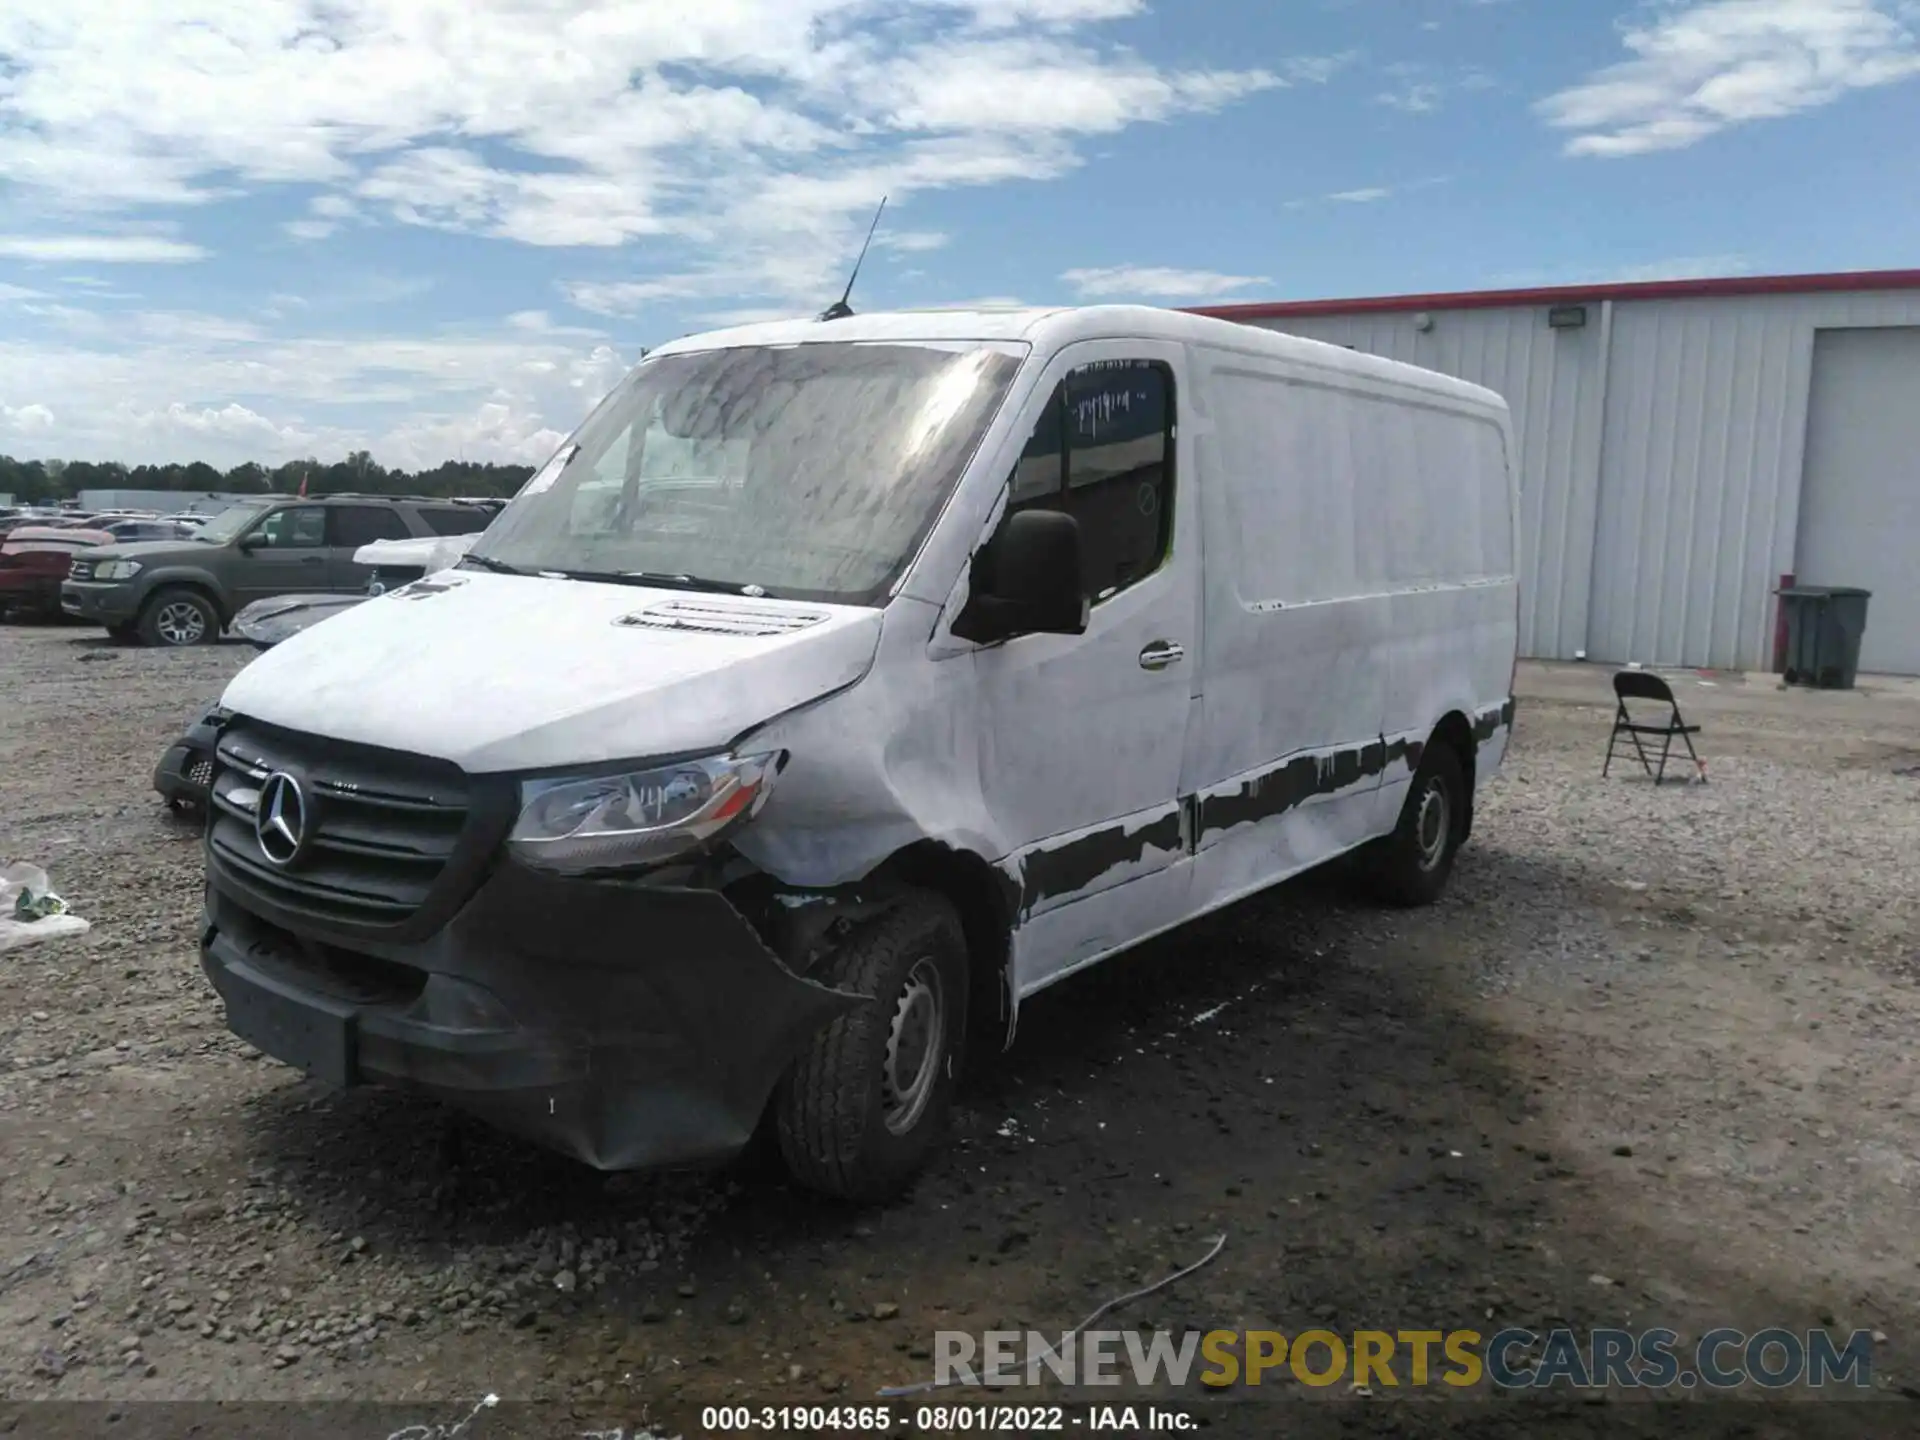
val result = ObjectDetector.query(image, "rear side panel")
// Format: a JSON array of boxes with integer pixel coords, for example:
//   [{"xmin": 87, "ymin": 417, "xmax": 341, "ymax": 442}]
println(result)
[
  {"xmin": 1179, "ymin": 340, "xmax": 1518, "ymax": 918},
  {"xmin": 1375, "ymin": 400, "xmax": 1520, "ymax": 792}
]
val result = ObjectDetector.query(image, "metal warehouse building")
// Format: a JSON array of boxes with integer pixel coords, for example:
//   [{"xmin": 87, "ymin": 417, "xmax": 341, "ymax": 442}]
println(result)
[{"xmin": 1196, "ymin": 270, "xmax": 1920, "ymax": 676}]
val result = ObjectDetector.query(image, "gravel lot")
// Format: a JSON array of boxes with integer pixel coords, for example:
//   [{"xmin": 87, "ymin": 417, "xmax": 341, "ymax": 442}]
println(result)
[{"xmin": 3, "ymin": 623, "xmax": 1920, "ymax": 1437}]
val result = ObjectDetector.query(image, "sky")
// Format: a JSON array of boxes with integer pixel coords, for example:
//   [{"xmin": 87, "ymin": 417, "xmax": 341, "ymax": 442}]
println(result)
[{"xmin": 1, "ymin": 0, "xmax": 1918, "ymax": 470}]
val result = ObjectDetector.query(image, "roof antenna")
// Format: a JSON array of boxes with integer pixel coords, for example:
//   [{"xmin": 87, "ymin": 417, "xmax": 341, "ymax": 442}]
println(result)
[{"xmin": 818, "ymin": 196, "xmax": 886, "ymax": 322}]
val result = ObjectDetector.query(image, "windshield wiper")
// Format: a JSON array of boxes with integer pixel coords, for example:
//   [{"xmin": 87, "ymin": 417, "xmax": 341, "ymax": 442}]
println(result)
[
  {"xmin": 458, "ymin": 553, "xmax": 526, "ymax": 576},
  {"xmin": 556, "ymin": 568, "xmax": 759, "ymax": 596}
]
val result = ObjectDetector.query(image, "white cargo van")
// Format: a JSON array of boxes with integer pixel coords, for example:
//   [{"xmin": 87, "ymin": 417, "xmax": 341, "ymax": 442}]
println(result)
[{"xmin": 200, "ymin": 306, "xmax": 1518, "ymax": 1199}]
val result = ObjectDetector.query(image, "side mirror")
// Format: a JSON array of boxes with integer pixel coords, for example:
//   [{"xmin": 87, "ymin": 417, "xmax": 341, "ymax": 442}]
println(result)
[
  {"xmin": 952, "ymin": 508, "xmax": 1089, "ymax": 645},
  {"xmin": 235, "ymin": 534, "xmax": 259, "ymax": 551}
]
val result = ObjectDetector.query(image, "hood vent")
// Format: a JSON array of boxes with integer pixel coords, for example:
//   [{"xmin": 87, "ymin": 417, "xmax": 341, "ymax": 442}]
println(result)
[{"xmin": 614, "ymin": 597, "xmax": 830, "ymax": 638}]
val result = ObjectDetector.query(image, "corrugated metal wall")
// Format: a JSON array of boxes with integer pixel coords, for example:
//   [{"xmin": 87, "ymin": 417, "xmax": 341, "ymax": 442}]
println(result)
[{"xmin": 1247, "ymin": 287, "xmax": 1920, "ymax": 670}]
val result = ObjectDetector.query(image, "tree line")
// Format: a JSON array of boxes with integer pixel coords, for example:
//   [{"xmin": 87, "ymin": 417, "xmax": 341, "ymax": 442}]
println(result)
[{"xmin": 0, "ymin": 452, "xmax": 536, "ymax": 506}]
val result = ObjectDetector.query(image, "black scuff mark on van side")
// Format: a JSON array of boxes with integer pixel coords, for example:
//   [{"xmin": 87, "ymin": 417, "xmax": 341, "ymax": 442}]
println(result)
[
  {"xmin": 1471, "ymin": 696, "xmax": 1517, "ymax": 744},
  {"xmin": 1383, "ymin": 736, "xmax": 1424, "ymax": 774},
  {"xmin": 1013, "ymin": 808, "xmax": 1185, "ymax": 920},
  {"xmin": 1195, "ymin": 738, "xmax": 1391, "ymax": 844}
]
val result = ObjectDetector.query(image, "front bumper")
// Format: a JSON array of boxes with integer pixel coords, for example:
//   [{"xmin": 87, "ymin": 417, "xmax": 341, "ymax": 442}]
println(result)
[
  {"xmin": 201, "ymin": 858, "xmax": 861, "ymax": 1171},
  {"xmin": 153, "ymin": 712, "xmax": 222, "ymax": 807},
  {"xmin": 61, "ymin": 580, "xmax": 142, "ymax": 624},
  {"xmin": 0, "ymin": 573, "xmax": 60, "ymax": 611}
]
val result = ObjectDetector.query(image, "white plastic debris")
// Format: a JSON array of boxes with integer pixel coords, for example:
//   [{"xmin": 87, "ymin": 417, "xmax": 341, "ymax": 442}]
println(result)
[
  {"xmin": 352, "ymin": 531, "xmax": 481, "ymax": 576},
  {"xmin": 0, "ymin": 863, "xmax": 91, "ymax": 954}
]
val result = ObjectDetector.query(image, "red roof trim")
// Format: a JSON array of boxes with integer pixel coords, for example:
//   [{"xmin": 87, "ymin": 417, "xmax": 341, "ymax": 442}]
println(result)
[{"xmin": 1186, "ymin": 269, "xmax": 1920, "ymax": 321}]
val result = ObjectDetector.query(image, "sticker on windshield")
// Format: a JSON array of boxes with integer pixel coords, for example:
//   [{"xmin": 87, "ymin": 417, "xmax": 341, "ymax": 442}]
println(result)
[{"xmin": 519, "ymin": 444, "xmax": 578, "ymax": 498}]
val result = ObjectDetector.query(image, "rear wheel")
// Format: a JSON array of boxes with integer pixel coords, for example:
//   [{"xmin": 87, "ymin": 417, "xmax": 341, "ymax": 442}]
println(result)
[
  {"xmin": 137, "ymin": 588, "xmax": 219, "ymax": 647},
  {"xmin": 1369, "ymin": 741, "xmax": 1467, "ymax": 907},
  {"xmin": 773, "ymin": 891, "xmax": 969, "ymax": 1201}
]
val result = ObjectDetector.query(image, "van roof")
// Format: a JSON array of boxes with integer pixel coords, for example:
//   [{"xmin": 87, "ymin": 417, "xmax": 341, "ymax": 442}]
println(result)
[{"xmin": 644, "ymin": 304, "xmax": 1507, "ymax": 414}]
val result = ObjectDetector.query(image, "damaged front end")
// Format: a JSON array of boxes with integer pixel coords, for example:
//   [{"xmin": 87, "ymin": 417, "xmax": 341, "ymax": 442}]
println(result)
[
  {"xmin": 197, "ymin": 720, "xmax": 868, "ymax": 1172},
  {"xmin": 202, "ymin": 863, "xmax": 861, "ymax": 1170}
]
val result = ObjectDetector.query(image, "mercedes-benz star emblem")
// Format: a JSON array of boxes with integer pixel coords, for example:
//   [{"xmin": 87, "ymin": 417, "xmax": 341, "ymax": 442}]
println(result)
[{"xmin": 254, "ymin": 771, "xmax": 309, "ymax": 867}]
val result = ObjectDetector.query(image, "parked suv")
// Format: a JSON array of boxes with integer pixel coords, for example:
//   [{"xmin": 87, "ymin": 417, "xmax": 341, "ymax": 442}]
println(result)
[{"xmin": 61, "ymin": 494, "xmax": 494, "ymax": 646}]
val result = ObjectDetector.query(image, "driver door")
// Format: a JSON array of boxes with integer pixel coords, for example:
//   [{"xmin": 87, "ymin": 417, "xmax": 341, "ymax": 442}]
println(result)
[
  {"xmin": 960, "ymin": 342, "xmax": 1200, "ymax": 994},
  {"xmin": 231, "ymin": 505, "xmax": 329, "ymax": 605}
]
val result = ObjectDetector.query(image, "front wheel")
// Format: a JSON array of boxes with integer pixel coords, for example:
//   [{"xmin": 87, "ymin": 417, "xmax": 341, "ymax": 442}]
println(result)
[
  {"xmin": 137, "ymin": 588, "xmax": 219, "ymax": 647},
  {"xmin": 1368, "ymin": 741, "xmax": 1467, "ymax": 907},
  {"xmin": 773, "ymin": 891, "xmax": 969, "ymax": 1201}
]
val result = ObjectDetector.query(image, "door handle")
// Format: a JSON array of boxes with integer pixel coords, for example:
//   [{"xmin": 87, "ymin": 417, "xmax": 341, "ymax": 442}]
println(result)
[
  {"xmin": 1138, "ymin": 640, "xmax": 1185, "ymax": 671},
  {"xmin": 300, "ymin": 555, "xmax": 323, "ymax": 564}
]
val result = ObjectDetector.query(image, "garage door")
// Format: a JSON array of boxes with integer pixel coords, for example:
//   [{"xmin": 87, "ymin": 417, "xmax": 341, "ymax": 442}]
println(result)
[{"xmin": 1796, "ymin": 327, "xmax": 1920, "ymax": 676}]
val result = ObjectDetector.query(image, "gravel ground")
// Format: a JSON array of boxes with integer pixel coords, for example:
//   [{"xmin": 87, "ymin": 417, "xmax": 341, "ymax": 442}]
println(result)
[{"xmin": 3, "ymin": 624, "xmax": 1920, "ymax": 1438}]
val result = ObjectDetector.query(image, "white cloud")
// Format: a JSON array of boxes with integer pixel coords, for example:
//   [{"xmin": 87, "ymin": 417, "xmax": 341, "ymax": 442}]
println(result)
[
  {"xmin": 876, "ymin": 230, "xmax": 951, "ymax": 253},
  {"xmin": 136, "ymin": 401, "xmax": 310, "ymax": 448},
  {"xmin": 0, "ymin": 301, "xmax": 636, "ymax": 468},
  {"xmin": 0, "ymin": 1, "xmax": 1315, "ymax": 311},
  {"xmin": 1282, "ymin": 174, "xmax": 1454, "ymax": 211},
  {"xmin": 0, "ymin": 234, "xmax": 209, "ymax": 263},
  {"xmin": 1539, "ymin": 0, "xmax": 1920, "ymax": 157},
  {"xmin": 1060, "ymin": 265, "xmax": 1271, "ymax": 300},
  {"xmin": 1377, "ymin": 83, "xmax": 1444, "ymax": 112},
  {"xmin": 1374, "ymin": 60, "xmax": 1496, "ymax": 113},
  {"xmin": 4, "ymin": 402, "xmax": 57, "ymax": 433},
  {"xmin": 0, "ymin": 2, "xmax": 1344, "ymax": 462}
]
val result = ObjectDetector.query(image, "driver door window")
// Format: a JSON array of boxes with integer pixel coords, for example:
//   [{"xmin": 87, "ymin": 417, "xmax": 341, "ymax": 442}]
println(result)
[
  {"xmin": 233, "ymin": 505, "xmax": 328, "ymax": 603},
  {"xmin": 248, "ymin": 507, "xmax": 326, "ymax": 548},
  {"xmin": 1001, "ymin": 361, "xmax": 1174, "ymax": 604}
]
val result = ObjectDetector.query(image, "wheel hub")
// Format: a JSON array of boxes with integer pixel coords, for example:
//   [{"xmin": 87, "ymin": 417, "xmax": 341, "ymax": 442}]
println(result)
[
  {"xmin": 1415, "ymin": 778, "xmax": 1450, "ymax": 871},
  {"xmin": 881, "ymin": 958, "xmax": 945, "ymax": 1137},
  {"xmin": 156, "ymin": 601, "xmax": 206, "ymax": 645}
]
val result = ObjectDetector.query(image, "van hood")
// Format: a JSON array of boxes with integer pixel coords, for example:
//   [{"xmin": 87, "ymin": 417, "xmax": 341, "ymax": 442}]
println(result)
[{"xmin": 218, "ymin": 570, "xmax": 883, "ymax": 773}]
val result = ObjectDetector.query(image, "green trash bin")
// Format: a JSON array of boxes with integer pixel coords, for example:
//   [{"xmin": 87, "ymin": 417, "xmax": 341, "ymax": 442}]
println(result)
[{"xmin": 1776, "ymin": 586, "xmax": 1872, "ymax": 689}]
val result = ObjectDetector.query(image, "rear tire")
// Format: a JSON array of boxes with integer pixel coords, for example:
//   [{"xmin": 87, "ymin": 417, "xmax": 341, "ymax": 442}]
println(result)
[
  {"xmin": 773, "ymin": 891, "xmax": 969, "ymax": 1202},
  {"xmin": 1369, "ymin": 741, "xmax": 1467, "ymax": 907},
  {"xmin": 137, "ymin": 588, "xmax": 219, "ymax": 647}
]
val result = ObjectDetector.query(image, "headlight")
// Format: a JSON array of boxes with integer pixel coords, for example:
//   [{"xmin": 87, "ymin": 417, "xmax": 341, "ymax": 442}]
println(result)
[
  {"xmin": 508, "ymin": 751, "xmax": 786, "ymax": 873},
  {"xmin": 95, "ymin": 560, "xmax": 142, "ymax": 581}
]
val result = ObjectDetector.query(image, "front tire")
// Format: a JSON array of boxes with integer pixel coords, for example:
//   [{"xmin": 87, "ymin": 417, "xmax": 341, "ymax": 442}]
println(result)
[
  {"xmin": 137, "ymin": 588, "xmax": 219, "ymax": 647},
  {"xmin": 1369, "ymin": 741, "xmax": 1467, "ymax": 907},
  {"xmin": 773, "ymin": 891, "xmax": 969, "ymax": 1201}
]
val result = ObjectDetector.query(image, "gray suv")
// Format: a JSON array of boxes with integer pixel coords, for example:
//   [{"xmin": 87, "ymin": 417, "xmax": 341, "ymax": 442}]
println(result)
[{"xmin": 61, "ymin": 494, "xmax": 493, "ymax": 647}]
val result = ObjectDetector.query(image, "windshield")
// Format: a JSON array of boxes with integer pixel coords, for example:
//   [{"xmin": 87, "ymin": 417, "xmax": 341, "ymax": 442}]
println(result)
[
  {"xmin": 472, "ymin": 339, "xmax": 1026, "ymax": 605},
  {"xmin": 194, "ymin": 503, "xmax": 270, "ymax": 544}
]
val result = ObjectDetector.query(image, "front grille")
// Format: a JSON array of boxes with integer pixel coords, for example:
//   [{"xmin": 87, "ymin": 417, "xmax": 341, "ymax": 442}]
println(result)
[
  {"xmin": 240, "ymin": 908, "xmax": 429, "ymax": 1007},
  {"xmin": 208, "ymin": 720, "xmax": 471, "ymax": 928}
]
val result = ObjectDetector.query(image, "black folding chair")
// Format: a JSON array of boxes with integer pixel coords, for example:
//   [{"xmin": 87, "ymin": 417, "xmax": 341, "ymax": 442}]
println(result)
[{"xmin": 1603, "ymin": 670, "xmax": 1705, "ymax": 785}]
